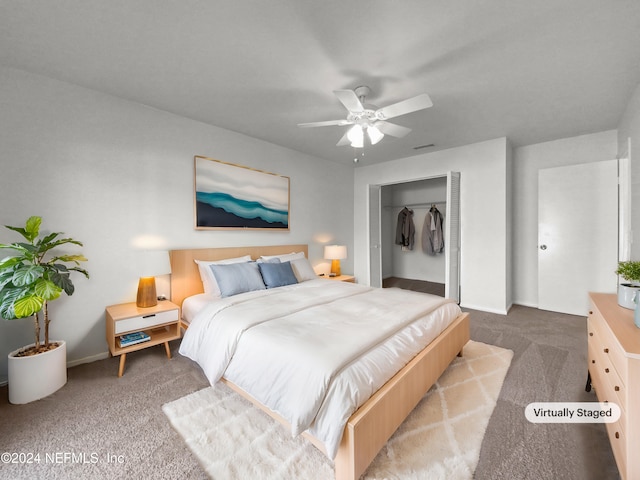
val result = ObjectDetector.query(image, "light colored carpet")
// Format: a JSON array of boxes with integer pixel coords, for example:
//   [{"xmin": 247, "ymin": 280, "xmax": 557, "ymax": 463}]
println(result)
[{"xmin": 163, "ymin": 340, "xmax": 513, "ymax": 480}]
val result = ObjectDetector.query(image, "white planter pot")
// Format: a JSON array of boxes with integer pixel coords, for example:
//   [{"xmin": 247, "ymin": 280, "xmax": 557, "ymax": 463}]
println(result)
[
  {"xmin": 8, "ymin": 340, "xmax": 67, "ymax": 404},
  {"xmin": 618, "ymin": 284, "xmax": 640, "ymax": 310}
]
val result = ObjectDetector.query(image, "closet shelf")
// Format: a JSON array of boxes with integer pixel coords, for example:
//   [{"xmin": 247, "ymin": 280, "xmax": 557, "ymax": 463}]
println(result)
[{"xmin": 384, "ymin": 202, "xmax": 446, "ymax": 209}]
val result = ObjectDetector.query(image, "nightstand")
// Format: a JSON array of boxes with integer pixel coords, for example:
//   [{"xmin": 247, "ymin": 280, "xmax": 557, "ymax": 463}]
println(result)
[
  {"xmin": 105, "ymin": 300, "xmax": 181, "ymax": 377},
  {"xmin": 326, "ymin": 274, "xmax": 356, "ymax": 283}
]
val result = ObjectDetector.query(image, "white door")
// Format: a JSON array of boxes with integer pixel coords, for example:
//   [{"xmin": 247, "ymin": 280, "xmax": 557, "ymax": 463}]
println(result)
[
  {"xmin": 368, "ymin": 184, "xmax": 382, "ymax": 288},
  {"xmin": 445, "ymin": 172, "xmax": 461, "ymax": 302},
  {"xmin": 538, "ymin": 160, "xmax": 618, "ymax": 316}
]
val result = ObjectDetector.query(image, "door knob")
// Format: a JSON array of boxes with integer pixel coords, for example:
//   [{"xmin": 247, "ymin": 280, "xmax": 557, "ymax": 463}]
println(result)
[{"xmin": 540, "ymin": 245, "xmax": 547, "ymax": 250}]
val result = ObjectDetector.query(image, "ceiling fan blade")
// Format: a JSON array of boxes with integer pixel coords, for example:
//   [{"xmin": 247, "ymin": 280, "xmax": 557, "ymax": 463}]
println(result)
[
  {"xmin": 336, "ymin": 131, "xmax": 351, "ymax": 146},
  {"xmin": 334, "ymin": 89, "xmax": 365, "ymax": 113},
  {"xmin": 298, "ymin": 119, "xmax": 351, "ymax": 128},
  {"xmin": 375, "ymin": 94, "xmax": 433, "ymax": 120},
  {"xmin": 375, "ymin": 121, "xmax": 412, "ymax": 138}
]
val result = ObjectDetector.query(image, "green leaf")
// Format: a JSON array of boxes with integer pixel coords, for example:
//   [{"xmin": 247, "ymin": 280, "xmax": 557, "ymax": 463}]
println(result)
[
  {"xmin": 24, "ymin": 216, "xmax": 42, "ymax": 242},
  {"xmin": 5, "ymin": 216, "xmax": 41, "ymax": 243},
  {"xmin": 0, "ymin": 256, "xmax": 21, "ymax": 269},
  {"xmin": 37, "ymin": 231, "xmax": 60, "ymax": 246},
  {"xmin": 0, "ymin": 271, "xmax": 17, "ymax": 291},
  {"xmin": 53, "ymin": 254, "xmax": 88, "ymax": 265},
  {"xmin": 0, "ymin": 298, "xmax": 16, "ymax": 320},
  {"xmin": 69, "ymin": 266, "xmax": 90, "ymax": 279},
  {"xmin": 49, "ymin": 271, "xmax": 74, "ymax": 295},
  {"xmin": 12, "ymin": 265, "xmax": 44, "ymax": 287},
  {"xmin": 13, "ymin": 295, "xmax": 44, "ymax": 318},
  {"xmin": 34, "ymin": 278, "xmax": 62, "ymax": 301},
  {"xmin": 0, "ymin": 287, "xmax": 23, "ymax": 319}
]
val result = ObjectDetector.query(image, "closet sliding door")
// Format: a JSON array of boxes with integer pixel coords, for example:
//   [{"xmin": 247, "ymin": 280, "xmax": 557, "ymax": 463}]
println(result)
[
  {"xmin": 368, "ymin": 184, "xmax": 382, "ymax": 288},
  {"xmin": 445, "ymin": 172, "xmax": 461, "ymax": 303}
]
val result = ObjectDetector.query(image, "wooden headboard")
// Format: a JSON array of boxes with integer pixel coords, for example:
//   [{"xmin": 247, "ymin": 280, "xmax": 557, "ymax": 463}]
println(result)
[{"xmin": 169, "ymin": 244, "xmax": 308, "ymax": 308}]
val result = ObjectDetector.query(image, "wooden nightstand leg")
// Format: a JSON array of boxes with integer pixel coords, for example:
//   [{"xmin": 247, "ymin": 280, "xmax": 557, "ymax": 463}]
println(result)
[
  {"xmin": 164, "ymin": 341, "xmax": 171, "ymax": 359},
  {"xmin": 118, "ymin": 353, "xmax": 126, "ymax": 377}
]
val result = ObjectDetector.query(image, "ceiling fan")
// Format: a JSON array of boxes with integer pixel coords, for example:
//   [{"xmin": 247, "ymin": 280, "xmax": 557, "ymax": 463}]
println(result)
[{"xmin": 298, "ymin": 86, "xmax": 433, "ymax": 148}]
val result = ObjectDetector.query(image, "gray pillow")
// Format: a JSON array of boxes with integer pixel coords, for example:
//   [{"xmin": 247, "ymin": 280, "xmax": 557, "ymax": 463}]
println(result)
[
  {"xmin": 258, "ymin": 261, "xmax": 298, "ymax": 289},
  {"xmin": 209, "ymin": 262, "xmax": 266, "ymax": 297}
]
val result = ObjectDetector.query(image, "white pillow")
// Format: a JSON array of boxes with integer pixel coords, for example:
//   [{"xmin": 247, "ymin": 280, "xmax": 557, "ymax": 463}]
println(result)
[
  {"xmin": 259, "ymin": 251, "xmax": 305, "ymax": 263},
  {"xmin": 194, "ymin": 255, "xmax": 252, "ymax": 296},
  {"xmin": 290, "ymin": 257, "xmax": 317, "ymax": 282}
]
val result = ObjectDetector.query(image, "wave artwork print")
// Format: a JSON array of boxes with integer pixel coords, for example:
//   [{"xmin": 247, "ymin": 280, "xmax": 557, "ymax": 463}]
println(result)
[{"xmin": 194, "ymin": 157, "xmax": 290, "ymax": 229}]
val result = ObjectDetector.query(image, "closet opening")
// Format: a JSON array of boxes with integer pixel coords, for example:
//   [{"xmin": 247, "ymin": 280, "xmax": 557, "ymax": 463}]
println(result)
[{"xmin": 370, "ymin": 172, "xmax": 460, "ymax": 302}]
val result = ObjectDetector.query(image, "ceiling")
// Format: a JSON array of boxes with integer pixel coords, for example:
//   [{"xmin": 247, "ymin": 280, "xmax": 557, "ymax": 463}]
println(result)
[{"xmin": 1, "ymin": 1, "xmax": 640, "ymax": 166}]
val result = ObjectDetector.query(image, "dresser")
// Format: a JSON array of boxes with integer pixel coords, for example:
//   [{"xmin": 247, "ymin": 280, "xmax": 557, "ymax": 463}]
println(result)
[{"xmin": 587, "ymin": 292, "xmax": 640, "ymax": 480}]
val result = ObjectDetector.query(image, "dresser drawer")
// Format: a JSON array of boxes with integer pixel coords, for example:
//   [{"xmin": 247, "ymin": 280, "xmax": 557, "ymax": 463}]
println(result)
[
  {"xmin": 606, "ymin": 415, "xmax": 627, "ymax": 478},
  {"xmin": 588, "ymin": 311, "xmax": 627, "ymax": 383},
  {"xmin": 588, "ymin": 327, "xmax": 626, "ymax": 412},
  {"xmin": 114, "ymin": 309, "xmax": 178, "ymax": 334}
]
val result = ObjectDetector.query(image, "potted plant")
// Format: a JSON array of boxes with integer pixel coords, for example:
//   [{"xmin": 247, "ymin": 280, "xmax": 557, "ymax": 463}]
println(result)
[
  {"xmin": 0, "ymin": 216, "xmax": 88, "ymax": 404},
  {"xmin": 615, "ymin": 260, "xmax": 640, "ymax": 309}
]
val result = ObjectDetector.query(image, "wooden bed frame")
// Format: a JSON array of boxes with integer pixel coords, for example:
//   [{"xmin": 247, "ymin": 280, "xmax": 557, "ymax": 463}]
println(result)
[{"xmin": 169, "ymin": 245, "xmax": 470, "ymax": 480}]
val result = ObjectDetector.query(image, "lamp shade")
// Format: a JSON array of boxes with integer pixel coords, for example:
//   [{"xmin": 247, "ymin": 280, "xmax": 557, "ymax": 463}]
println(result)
[
  {"xmin": 347, "ymin": 125, "xmax": 364, "ymax": 148},
  {"xmin": 367, "ymin": 125, "xmax": 384, "ymax": 145},
  {"xmin": 324, "ymin": 245, "xmax": 347, "ymax": 260},
  {"xmin": 139, "ymin": 250, "xmax": 171, "ymax": 277}
]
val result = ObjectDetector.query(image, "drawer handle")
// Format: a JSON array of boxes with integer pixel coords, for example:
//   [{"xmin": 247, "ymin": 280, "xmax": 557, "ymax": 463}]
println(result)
[
  {"xmin": 142, "ymin": 314, "xmax": 157, "ymax": 319},
  {"xmin": 605, "ymin": 368, "xmax": 609, "ymax": 373},
  {"xmin": 615, "ymin": 386, "xmax": 620, "ymax": 391},
  {"xmin": 589, "ymin": 332, "xmax": 594, "ymax": 336},
  {"xmin": 591, "ymin": 360, "xmax": 595, "ymax": 364},
  {"xmin": 604, "ymin": 348, "xmax": 609, "ymax": 353},
  {"xmin": 615, "ymin": 432, "xmax": 620, "ymax": 439}
]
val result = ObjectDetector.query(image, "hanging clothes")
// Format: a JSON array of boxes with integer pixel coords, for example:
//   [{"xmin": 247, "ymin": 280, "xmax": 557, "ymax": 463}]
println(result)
[
  {"xmin": 422, "ymin": 205, "xmax": 444, "ymax": 255},
  {"xmin": 395, "ymin": 207, "xmax": 415, "ymax": 250}
]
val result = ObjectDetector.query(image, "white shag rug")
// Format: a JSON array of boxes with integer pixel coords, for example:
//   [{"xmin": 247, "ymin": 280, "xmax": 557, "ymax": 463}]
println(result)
[{"xmin": 163, "ymin": 340, "xmax": 513, "ymax": 480}]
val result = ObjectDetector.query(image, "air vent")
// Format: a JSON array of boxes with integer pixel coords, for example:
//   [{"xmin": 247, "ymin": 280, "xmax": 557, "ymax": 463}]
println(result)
[{"xmin": 413, "ymin": 144, "xmax": 435, "ymax": 150}]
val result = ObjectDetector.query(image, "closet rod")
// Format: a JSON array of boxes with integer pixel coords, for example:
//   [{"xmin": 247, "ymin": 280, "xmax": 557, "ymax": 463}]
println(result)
[{"xmin": 384, "ymin": 201, "xmax": 446, "ymax": 209}]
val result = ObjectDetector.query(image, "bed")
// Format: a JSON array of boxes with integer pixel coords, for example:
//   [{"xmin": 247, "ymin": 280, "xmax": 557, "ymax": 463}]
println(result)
[{"xmin": 170, "ymin": 245, "xmax": 470, "ymax": 480}]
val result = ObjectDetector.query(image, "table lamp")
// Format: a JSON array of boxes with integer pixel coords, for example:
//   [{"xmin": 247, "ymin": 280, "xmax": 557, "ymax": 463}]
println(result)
[{"xmin": 324, "ymin": 245, "xmax": 347, "ymax": 277}]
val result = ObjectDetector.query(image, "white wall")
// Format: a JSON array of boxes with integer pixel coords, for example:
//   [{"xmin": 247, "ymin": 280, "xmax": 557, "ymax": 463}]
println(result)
[
  {"xmin": 354, "ymin": 138, "xmax": 511, "ymax": 314},
  {"xmin": 511, "ymin": 130, "xmax": 618, "ymax": 307},
  {"xmin": 617, "ymin": 83, "xmax": 640, "ymax": 260},
  {"xmin": 0, "ymin": 67, "xmax": 354, "ymax": 383}
]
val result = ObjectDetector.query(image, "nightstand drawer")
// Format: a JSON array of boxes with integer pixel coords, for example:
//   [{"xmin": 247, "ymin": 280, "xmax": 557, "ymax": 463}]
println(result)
[{"xmin": 115, "ymin": 309, "xmax": 178, "ymax": 334}]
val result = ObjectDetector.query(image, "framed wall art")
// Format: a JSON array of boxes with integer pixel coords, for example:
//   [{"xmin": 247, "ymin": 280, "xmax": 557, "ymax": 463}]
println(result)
[{"xmin": 194, "ymin": 155, "xmax": 290, "ymax": 230}]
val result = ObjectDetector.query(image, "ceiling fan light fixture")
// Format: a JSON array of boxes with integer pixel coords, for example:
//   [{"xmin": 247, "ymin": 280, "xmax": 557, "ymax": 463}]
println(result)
[
  {"xmin": 348, "ymin": 124, "xmax": 364, "ymax": 148},
  {"xmin": 367, "ymin": 125, "xmax": 384, "ymax": 145}
]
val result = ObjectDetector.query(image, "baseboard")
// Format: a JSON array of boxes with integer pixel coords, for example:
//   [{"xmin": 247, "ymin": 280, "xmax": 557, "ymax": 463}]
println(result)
[
  {"xmin": 513, "ymin": 301, "xmax": 538, "ymax": 309},
  {"xmin": 460, "ymin": 302, "xmax": 509, "ymax": 315},
  {"xmin": 66, "ymin": 351, "xmax": 110, "ymax": 368}
]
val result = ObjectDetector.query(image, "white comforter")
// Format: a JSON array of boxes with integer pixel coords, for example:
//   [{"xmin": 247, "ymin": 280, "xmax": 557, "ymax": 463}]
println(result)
[{"xmin": 179, "ymin": 279, "xmax": 460, "ymax": 459}]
